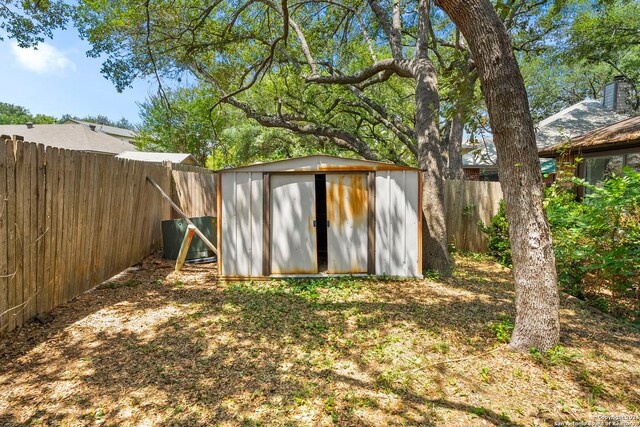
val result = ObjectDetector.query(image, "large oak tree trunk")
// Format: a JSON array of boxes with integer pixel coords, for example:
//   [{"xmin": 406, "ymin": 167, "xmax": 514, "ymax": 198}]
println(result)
[
  {"xmin": 415, "ymin": 0, "xmax": 451, "ymax": 277},
  {"xmin": 435, "ymin": 0, "xmax": 560, "ymax": 351},
  {"xmin": 447, "ymin": 58, "xmax": 475, "ymax": 180},
  {"xmin": 415, "ymin": 60, "xmax": 451, "ymax": 276},
  {"xmin": 447, "ymin": 112, "xmax": 465, "ymax": 180}
]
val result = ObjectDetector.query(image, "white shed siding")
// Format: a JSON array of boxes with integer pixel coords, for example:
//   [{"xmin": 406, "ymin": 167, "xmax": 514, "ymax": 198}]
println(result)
[
  {"xmin": 220, "ymin": 172, "xmax": 263, "ymax": 276},
  {"xmin": 250, "ymin": 175, "xmax": 264, "ymax": 276},
  {"xmin": 375, "ymin": 171, "xmax": 420, "ymax": 277}
]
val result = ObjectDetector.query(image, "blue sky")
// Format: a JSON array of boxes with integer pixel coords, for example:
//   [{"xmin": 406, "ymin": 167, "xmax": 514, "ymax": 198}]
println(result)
[{"xmin": 0, "ymin": 27, "xmax": 156, "ymax": 125}]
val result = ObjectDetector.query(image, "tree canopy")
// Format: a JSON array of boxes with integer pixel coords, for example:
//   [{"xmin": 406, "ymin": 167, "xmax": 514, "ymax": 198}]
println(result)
[
  {"xmin": 74, "ymin": 0, "xmax": 573, "ymax": 164},
  {"xmin": 0, "ymin": 0, "xmax": 70, "ymax": 47},
  {"xmin": 136, "ymin": 86, "xmax": 340, "ymax": 168},
  {"xmin": 566, "ymin": 0, "xmax": 640, "ymax": 108},
  {"xmin": 0, "ymin": 102, "xmax": 57, "ymax": 125}
]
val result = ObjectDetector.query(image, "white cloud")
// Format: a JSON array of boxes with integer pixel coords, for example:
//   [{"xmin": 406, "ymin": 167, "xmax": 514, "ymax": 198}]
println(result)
[{"xmin": 10, "ymin": 42, "xmax": 76, "ymax": 74}]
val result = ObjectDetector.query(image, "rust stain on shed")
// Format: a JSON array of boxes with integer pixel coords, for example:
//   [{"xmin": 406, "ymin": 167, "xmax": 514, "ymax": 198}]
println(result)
[
  {"xmin": 349, "ymin": 174, "xmax": 366, "ymax": 219},
  {"xmin": 326, "ymin": 174, "xmax": 368, "ymax": 228}
]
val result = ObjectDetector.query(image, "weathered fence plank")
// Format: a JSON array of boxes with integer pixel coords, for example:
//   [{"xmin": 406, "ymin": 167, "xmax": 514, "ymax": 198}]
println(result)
[
  {"xmin": 5, "ymin": 139, "xmax": 16, "ymax": 331},
  {"xmin": 444, "ymin": 179, "xmax": 503, "ymax": 253},
  {"xmin": 53, "ymin": 148, "xmax": 66, "ymax": 308},
  {"xmin": 171, "ymin": 169, "xmax": 216, "ymax": 218},
  {"xmin": 44, "ymin": 148, "xmax": 57, "ymax": 312},
  {"xmin": 0, "ymin": 141, "xmax": 171, "ymax": 334},
  {"xmin": 27, "ymin": 142, "xmax": 37, "ymax": 320},
  {"xmin": 36, "ymin": 144, "xmax": 46, "ymax": 314},
  {"xmin": 15, "ymin": 141, "xmax": 26, "ymax": 327},
  {"xmin": 0, "ymin": 140, "xmax": 8, "ymax": 330}
]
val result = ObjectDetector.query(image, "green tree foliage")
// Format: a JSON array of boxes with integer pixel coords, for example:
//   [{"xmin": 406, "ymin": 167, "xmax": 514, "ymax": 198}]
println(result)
[
  {"xmin": 546, "ymin": 168, "xmax": 640, "ymax": 300},
  {"xmin": 137, "ymin": 85, "xmax": 342, "ymax": 167},
  {"xmin": 483, "ymin": 168, "xmax": 640, "ymax": 319},
  {"xmin": 136, "ymin": 87, "xmax": 218, "ymax": 166},
  {"xmin": 74, "ymin": 0, "xmax": 423, "ymax": 164},
  {"xmin": 513, "ymin": 0, "xmax": 640, "ymax": 122},
  {"xmin": 73, "ymin": 0, "xmax": 563, "ymax": 161},
  {"xmin": 0, "ymin": 101, "xmax": 56, "ymax": 124},
  {"xmin": 0, "ymin": 0, "xmax": 70, "ymax": 47},
  {"xmin": 544, "ymin": 0, "xmax": 640, "ymax": 115},
  {"xmin": 565, "ymin": 0, "xmax": 640, "ymax": 109},
  {"xmin": 479, "ymin": 200, "xmax": 512, "ymax": 268},
  {"xmin": 521, "ymin": 57, "xmax": 615, "ymax": 123}
]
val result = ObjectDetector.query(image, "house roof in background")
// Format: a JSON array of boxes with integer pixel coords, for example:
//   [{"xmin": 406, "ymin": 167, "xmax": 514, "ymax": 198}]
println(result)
[
  {"xmin": 462, "ymin": 139, "xmax": 554, "ymax": 172},
  {"xmin": 539, "ymin": 115, "xmax": 640, "ymax": 157},
  {"xmin": 0, "ymin": 124, "xmax": 137, "ymax": 154},
  {"xmin": 63, "ymin": 119, "xmax": 138, "ymax": 139},
  {"xmin": 535, "ymin": 99, "xmax": 629, "ymax": 148},
  {"xmin": 462, "ymin": 137, "xmax": 497, "ymax": 167},
  {"xmin": 463, "ymin": 98, "xmax": 629, "ymax": 168},
  {"xmin": 116, "ymin": 151, "xmax": 199, "ymax": 165}
]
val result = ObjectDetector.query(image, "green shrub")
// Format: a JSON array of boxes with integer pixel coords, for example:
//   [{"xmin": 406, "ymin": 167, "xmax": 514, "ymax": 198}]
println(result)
[
  {"xmin": 480, "ymin": 167, "xmax": 640, "ymax": 316},
  {"xmin": 546, "ymin": 167, "xmax": 640, "ymax": 299},
  {"xmin": 529, "ymin": 345, "xmax": 578, "ymax": 366},
  {"xmin": 478, "ymin": 200, "xmax": 512, "ymax": 268},
  {"xmin": 490, "ymin": 316, "xmax": 514, "ymax": 343}
]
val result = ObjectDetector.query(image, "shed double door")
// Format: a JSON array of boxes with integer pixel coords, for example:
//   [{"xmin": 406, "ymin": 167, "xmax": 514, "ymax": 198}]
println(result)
[
  {"xmin": 270, "ymin": 174, "xmax": 318, "ymax": 274},
  {"xmin": 270, "ymin": 173, "xmax": 368, "ymax": 274},
  {"xmin": 325, "ymin": 174, "xmax": 368, "ymax": 273}
]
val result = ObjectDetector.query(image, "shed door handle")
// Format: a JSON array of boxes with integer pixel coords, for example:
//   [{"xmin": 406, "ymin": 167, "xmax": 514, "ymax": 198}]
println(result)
[
  {"xmin": 327, "ymin": 220, "xmax": 330, "ymax": 228},
  {"xmin": 313, "ymin": 220, "xmax": 317, "ymax": 228}
]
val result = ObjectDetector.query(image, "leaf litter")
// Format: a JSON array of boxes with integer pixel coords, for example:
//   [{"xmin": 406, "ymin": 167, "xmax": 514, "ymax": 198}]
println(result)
[{"xmin": 0, "ymin": 253, "xmax": 638, "ymax": 426}]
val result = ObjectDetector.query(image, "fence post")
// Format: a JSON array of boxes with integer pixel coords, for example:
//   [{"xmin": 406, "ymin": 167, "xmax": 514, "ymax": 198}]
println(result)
[{"xmin": 162, "ymin": 160, "xmax": 174, "ymax": 220}]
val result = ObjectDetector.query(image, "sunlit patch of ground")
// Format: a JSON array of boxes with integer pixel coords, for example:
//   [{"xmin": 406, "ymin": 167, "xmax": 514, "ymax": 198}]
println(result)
[{"xmin": 0, "ymin": 253, "xmax": 638, "ymax": 426}]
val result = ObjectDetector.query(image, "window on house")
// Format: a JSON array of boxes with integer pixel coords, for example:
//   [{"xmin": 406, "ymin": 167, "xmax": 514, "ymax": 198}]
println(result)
[
  {"xmin": 584, "ymin": 155, "xmax": 624, "ymax": 189},
  {"xmin": 479, "ymin": 169, "xmax": 499, "ymax": 181},
  {"xmin": 626, "ymin": 152, "xmax": 640, "ymax": 172},
  {"xmin": 583, "ymin": 152, "xmax": 640, "ymax": 194}
]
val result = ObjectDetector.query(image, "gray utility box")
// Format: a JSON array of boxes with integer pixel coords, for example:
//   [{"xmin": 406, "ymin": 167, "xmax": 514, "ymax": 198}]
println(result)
[{"xmin": 162, "ymin": 216, "xmax": 217, "ymax": 260}]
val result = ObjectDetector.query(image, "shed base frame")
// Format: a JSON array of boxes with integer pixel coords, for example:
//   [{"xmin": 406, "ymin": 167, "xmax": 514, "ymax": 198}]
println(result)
[{"xmin": 216, "ymin": 273, "xmax": 424, "ymax": 281}]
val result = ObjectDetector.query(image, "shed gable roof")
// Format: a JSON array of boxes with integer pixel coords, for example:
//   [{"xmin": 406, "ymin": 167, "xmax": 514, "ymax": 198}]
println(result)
[
  {"xmin": 116, "ymin": 151, "xmax": 199, "ymax": 165},
  {"xmin": 218, "ymin": 155, "xmax": 417, "ymax": 172}
]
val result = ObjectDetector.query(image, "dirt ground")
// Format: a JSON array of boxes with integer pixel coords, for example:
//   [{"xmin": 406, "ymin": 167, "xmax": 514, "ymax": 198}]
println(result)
[{"xmin": 0, "ymin": 253, "xmax": 638, "ymax": 426}]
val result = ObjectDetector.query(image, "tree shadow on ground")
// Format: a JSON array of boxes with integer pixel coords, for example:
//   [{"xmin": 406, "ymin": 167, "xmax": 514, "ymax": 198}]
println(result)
[{"xmin": 0, "ymin": 255, "xmax": 638, "ymax": 426}]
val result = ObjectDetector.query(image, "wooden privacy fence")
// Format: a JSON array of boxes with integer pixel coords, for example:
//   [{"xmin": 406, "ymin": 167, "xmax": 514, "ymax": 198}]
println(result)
[
  {"xmin": 0, "ymin": 139, "xmax": 496, "ymax": 335},
  {"xmin": 170, "ymin": 164, "xmax": 216, "ymax": 219},
  {"xmin": 0, "ymin": 138, "xmax": 173, "ymax": 335},
  {"xmin": 444, "ymin": 179, "xmax": 503, "ymax": 253}
]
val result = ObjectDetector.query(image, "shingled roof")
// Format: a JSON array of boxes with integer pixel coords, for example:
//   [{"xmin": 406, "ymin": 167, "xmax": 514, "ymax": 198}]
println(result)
[
  {"xmin": 63, "ymin": 119, "xmax": 138, "ymax": 139},
  {"xmin": 539, "ymin": 115, "xmax": 640, "ymax": 157},
  {"xmin": 463, "ymin": 99, "xmax": 628, "ymax": 167},
  {"xmin": 0, "ymin": 124, "xmax": 137, "ymax": 154}
]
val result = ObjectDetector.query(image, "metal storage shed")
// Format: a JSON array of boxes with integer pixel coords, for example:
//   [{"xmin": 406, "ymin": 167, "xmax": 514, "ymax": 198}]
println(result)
[{"xmin": 216, "ymin": 155, "xmax": 422, "ymax": 278}]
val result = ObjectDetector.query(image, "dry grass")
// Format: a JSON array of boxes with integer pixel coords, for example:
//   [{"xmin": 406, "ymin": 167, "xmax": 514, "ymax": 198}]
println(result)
[{"xmin": 0, "ymin": 253, "xmax": 638, "ymax": 426}]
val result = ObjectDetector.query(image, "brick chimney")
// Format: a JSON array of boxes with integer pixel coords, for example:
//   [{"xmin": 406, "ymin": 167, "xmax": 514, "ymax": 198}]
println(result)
[{"xmin": 602, "ymin": 76, "xmax": 634, "ymax": 112}]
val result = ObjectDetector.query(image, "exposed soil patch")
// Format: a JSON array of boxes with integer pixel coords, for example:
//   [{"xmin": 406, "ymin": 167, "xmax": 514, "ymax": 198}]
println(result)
[{"xmin": 0, "ymin": 253, "xmax": 638, "ymax": 426}]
